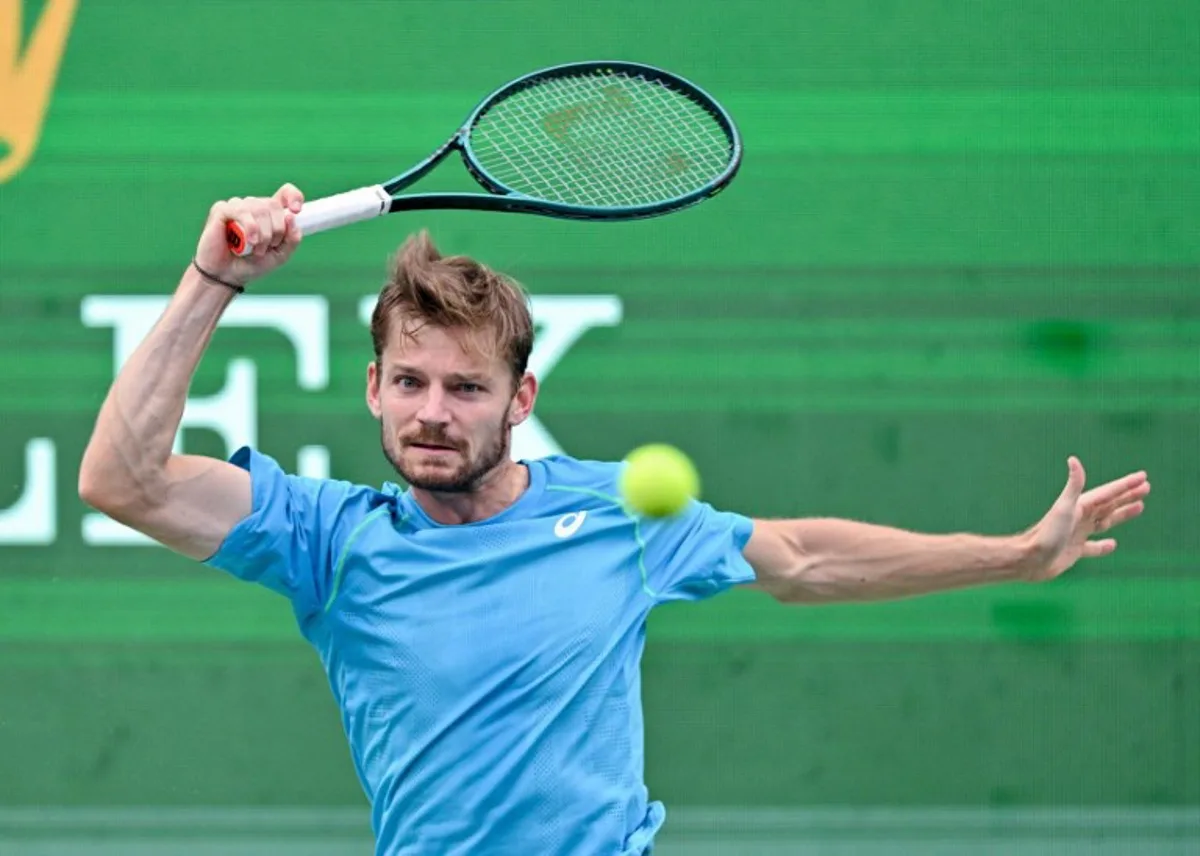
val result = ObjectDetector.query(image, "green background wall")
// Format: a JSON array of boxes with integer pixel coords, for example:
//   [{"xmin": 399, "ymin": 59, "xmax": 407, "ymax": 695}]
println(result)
[{"xmin": 1, "ymin": 0, "xmax": 1196, "ymax": 852}]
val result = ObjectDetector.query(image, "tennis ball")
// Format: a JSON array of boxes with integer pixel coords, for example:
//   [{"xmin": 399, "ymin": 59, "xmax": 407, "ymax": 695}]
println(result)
[{"xmin": 619, "ymin": 443, "xmax": 700, "ymax": 518}]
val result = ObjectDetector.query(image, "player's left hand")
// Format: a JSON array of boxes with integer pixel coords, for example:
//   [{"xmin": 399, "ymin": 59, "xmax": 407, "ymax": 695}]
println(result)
[{"xmin": 1016, "ymin": 457, "xmax": 1150, "ymax": 582}]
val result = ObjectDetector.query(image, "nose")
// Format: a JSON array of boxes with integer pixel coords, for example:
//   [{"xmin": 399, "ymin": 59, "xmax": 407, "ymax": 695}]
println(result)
[{"xmin": 415, "ymin": 386, "xmax": 450, "ymax": 426}]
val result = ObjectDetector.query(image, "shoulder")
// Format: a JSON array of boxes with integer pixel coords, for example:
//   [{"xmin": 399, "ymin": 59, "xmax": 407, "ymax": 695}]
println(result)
[
  {"xmin": 521, "ymin": 454, "xmax": 632, "ymax": 519},
  {"xmin": 231, "ymin": 446, "xmax": 398, "ymax": 523},
  {"xmin": 533, "ymin": 455, "xmax": 624, "ymax": 495}
]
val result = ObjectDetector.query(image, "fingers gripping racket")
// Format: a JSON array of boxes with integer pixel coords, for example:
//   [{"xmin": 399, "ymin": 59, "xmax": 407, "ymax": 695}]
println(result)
[{"xmin": 226, "ymin": 60, "xmax": 742, "ymax": 256}]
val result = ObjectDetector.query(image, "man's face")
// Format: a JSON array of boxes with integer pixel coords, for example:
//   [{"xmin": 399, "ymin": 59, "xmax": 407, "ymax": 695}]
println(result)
[{"xmin": 367, "ymin": 324, "xmax": 533, "ymax": 492}]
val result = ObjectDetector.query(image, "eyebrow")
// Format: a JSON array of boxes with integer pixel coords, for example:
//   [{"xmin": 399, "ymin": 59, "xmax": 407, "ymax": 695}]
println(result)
[
  {"xmin": 446, "ymin": 372, "xmax": 489, "ymax": 385},
  {"xmin": 387, "ymin": 364, "xmax": 489, "ymax": 384}
]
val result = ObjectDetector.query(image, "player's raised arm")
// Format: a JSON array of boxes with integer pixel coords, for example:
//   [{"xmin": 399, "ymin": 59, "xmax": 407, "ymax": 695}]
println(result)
[{"xmin": 78, "ymin": 184, "xmax": 305, "ymax": 560}]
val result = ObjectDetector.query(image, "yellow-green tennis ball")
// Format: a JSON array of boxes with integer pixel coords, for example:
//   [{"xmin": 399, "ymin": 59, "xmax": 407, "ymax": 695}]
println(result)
[{"xmin": 620, "ymin": 443, "xmax": 700, "ymax": 518}]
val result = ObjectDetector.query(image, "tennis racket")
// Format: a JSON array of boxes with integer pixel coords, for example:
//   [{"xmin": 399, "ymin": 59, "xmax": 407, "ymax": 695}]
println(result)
[{"xmin": 226, "ymin": 60, "xmax": 742, "ymax": 256}]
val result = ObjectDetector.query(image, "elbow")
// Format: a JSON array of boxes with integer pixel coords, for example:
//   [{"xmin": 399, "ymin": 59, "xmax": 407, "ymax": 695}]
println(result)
[
  {"xmin": 759, "ymin": 581, "xmax": 802, "ymax": 605},
  {"xmin": 764, "ymin": 558, "xmax": 838, "ymax": 605},
  {"xmin": 765, "ymin": 576, "xmax": 822, "ymax": 605},
  {"xmin": 78, "ymin": 449, "xmax": 158, "ymax": 516},
  {"xmin": 761, "ymin": 563, "xmax": 829, "ymax": 606},
  {"xmin": 77, "ymin": 448, "xmax": 106, "ymax": 509},
  {"xmin": 78, "ymin": 460, "xmax": 122, "ymax": 514},
  {"xmin": 77, "ymin": 467, "xmax": 99, "ymax": 509},
  {"xmin": 78, "ymin": 440, "xmax": 117, "ymax": 510},
  {"xmin": 748, "ymin": 520, "xmax": 825, "ymax": 604}
]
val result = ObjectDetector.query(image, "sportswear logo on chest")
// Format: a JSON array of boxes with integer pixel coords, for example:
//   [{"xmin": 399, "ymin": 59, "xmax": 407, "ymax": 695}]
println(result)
[{"xmin": 553, "ymin": 511, "xmax": 587, "ymax": 538}]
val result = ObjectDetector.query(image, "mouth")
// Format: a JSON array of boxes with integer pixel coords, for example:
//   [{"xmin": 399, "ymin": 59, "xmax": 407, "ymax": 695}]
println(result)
[{"xmin": 408, "ymin": 442, "xmax": 460, "ymax": 454}]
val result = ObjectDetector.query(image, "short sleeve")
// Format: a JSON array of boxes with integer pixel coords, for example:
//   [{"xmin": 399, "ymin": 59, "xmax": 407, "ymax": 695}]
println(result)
[
  {"xmin": 202, "ymin": 447, "xmax": 357, "ymax": 618},
  {"xmin": 639, "ymin": 499, "xmax": 757, "ymax": 603}
]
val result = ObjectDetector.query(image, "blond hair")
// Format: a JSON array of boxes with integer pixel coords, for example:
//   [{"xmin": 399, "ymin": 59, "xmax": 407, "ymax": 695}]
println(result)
[{"xmin": 370, "ymin": 230, "xmax": 534, "ymax": 383}]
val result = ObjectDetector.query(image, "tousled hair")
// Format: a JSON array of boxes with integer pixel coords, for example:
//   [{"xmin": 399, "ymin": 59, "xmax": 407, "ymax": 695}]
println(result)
[{"xmin": 371, "ymin": 230, "xmax": 534, "ymax": 383}]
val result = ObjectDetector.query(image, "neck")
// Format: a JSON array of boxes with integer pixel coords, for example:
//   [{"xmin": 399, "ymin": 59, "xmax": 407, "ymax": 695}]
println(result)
[{"xmin": 410, "ymin": 458, "xmax": 530, "ymax": 525}]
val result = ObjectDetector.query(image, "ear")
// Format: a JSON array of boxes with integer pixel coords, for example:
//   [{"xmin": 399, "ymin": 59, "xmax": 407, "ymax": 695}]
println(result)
[
  {"xmin": 365, "ymin": 360, "xmax": 383, "ymax": 419},
  {"xmin": 508, "ymin": 372, "xmax": 538, "ymax": 426}
]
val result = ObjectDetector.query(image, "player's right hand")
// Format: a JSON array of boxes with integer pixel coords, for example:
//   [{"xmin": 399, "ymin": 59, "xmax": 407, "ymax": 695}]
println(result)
[{"xmin": 194, "ymin": 183, "xmax": 305, "ymax": 287}]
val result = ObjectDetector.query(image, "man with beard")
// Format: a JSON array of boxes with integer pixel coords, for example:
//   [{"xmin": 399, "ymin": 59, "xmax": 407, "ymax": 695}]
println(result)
[{"xmin": 79, "ymin": 185, "xmax": 1151, "ymax": 856}]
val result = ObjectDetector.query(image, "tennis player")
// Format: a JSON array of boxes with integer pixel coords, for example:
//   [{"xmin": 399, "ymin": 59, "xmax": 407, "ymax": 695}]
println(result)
[{"xmin": 79, "ymin": 184, "xmax": 1151, "ymax": 856}]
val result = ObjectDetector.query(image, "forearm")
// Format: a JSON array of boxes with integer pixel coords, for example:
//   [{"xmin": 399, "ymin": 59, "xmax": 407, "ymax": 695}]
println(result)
[
  {"xmin": 766, "ymin": 518, "xmax": 1032, "ymax": 603},
  {"xmin": 79, "ymin": 267, "xmax": 234, "ymax": 507}
]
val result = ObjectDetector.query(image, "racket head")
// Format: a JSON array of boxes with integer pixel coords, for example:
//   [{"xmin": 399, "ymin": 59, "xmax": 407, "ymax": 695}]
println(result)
[{"xmin": 450, "ymin": 61, "xmax": 742, "ymax": 219}]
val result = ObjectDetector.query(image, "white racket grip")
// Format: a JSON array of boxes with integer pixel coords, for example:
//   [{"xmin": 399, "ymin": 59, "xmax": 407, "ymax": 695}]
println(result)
[
  {"xmin": 295, "ymin": 185, "xmax": 392, "ymax": 236},
  {"xmin": 227, "ymin": 185, "xmax": 392, "ymax": 256}
]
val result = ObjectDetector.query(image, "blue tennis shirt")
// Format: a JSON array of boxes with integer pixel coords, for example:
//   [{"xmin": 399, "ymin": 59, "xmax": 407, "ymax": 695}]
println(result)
[{"xmin": 204, "ymin": 447, "xmax": 757, "ymax": 855}]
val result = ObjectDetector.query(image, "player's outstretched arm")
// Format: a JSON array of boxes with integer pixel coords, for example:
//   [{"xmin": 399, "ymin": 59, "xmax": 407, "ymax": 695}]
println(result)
[
  {"xmin": 78, "ymin": 185, "xmax": 305, "ymax": 560},
  {"xmin": 744, "ymin": 456, "xmax": 1150, "ymax": 604}
]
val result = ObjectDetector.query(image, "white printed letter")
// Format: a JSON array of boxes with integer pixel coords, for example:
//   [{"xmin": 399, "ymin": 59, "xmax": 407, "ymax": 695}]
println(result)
[{"xmin": 0, "ymin": 439, "xmax": 56, "ymax": 544}]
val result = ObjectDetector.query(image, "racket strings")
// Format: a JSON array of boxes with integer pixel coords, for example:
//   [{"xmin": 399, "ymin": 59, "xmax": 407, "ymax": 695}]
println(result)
[
  {"xmin": 495, "ymin": 78, "xmax": 644, "ymax": 207},
  {"xmin": 493, "ymin": 75, "xmax": 727, "ymax": 205},
  {"xmin": 469, "ymin": 70, "xmax": 733, "ymax": 208},
  {"xmin": 475, "ymin": 82, "xmax": 632, "ymax": 206},
  {"xmin": 506, "ymin": 78, "xmax": 662, "ymax": 207},
  {"xmin": 544, "ymin": 76, "xmax": 724, "ymax": 204}
]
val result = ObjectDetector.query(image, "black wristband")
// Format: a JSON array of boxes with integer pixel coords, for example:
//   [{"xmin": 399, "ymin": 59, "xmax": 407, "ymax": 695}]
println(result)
[{"xmin": 191, "ymin": 258, "xmax": 245, "ymax": 294}]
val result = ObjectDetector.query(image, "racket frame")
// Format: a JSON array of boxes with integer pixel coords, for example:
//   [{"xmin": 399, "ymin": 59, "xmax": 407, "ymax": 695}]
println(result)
[
  {"xmin": 380, "ymin": 60, "xmax": 743, "ymax": 220},
  {"xmin": 226, "ymin": 60, "xmax": 741, "ymax": 254}
]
